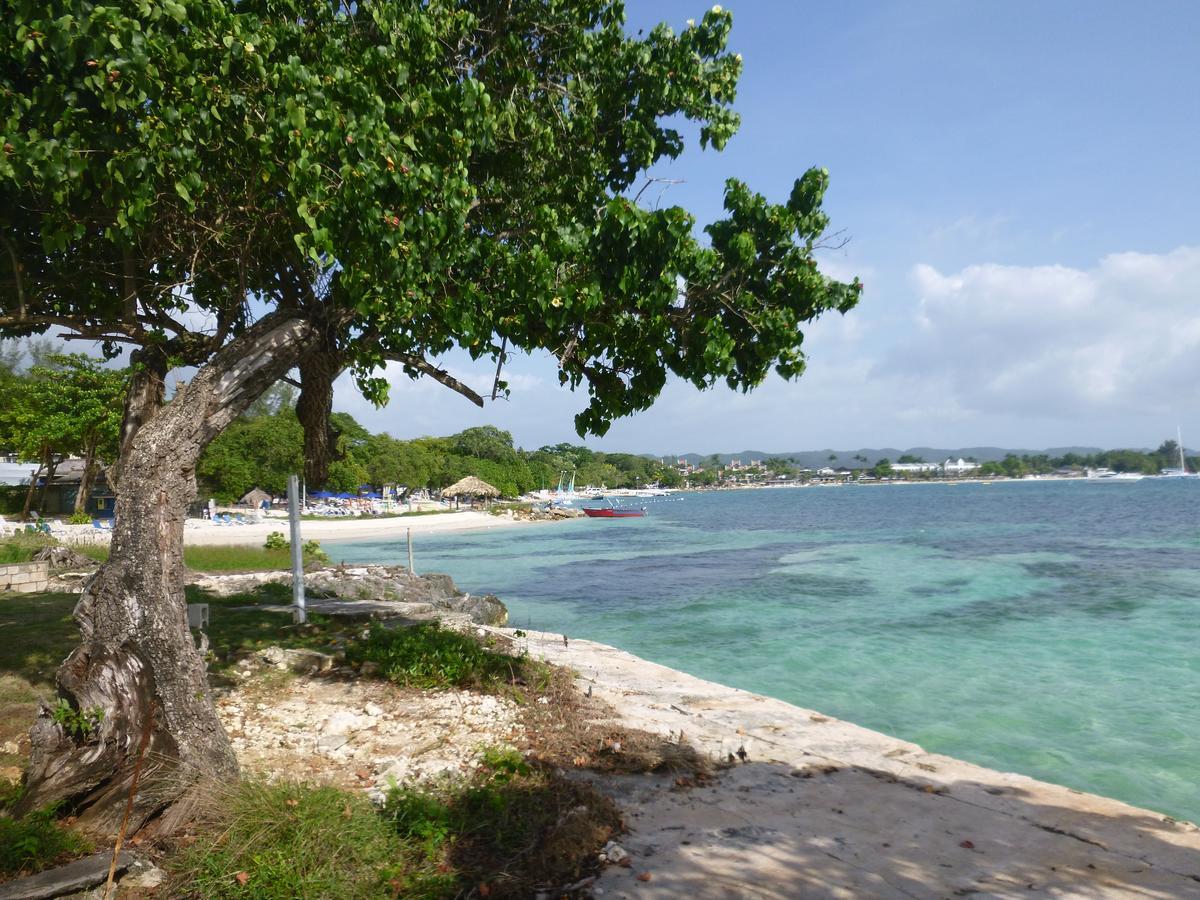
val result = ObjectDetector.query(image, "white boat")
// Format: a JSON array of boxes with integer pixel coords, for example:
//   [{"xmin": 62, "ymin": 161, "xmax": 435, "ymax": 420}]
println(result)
[
  {"xmin": 1086, "ymin": 468, "xmax": 1144, "ymax": 481},
  {"xmin": 1158, "ymin": 427, "xmax": 1199, "ymax": 478}
]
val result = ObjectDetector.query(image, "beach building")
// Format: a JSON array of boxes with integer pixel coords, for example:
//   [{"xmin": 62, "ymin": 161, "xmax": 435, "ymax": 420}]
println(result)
[
  {"xmin": 941, "ymin": 457, "xmax": 981, "ymax": 476},
  {"xmin": 891, "ymin": 461, "xmax": 940, "ymax": 475},
  {"xmin": 238, "ymin": 488, "xmax": 273, "ymax": 510},
  {"xmin": 30, "ymin": 458, "xmax": 115, "ymax": 518}
]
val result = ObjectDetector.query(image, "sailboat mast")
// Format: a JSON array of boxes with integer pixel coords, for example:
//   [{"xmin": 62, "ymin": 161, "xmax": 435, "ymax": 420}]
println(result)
[{"xmin": 1179, "ymin": 426, "xmax": 1187, "ymax": 473}]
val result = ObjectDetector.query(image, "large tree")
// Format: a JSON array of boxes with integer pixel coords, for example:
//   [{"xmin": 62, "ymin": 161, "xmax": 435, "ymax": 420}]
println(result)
[{"xmin": 2, "ymin": 0, "xmax": 860, "ymax": 831}]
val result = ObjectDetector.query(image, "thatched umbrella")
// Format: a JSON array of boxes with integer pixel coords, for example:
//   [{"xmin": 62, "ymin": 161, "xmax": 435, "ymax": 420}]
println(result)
[{"xmin": 442, "ymin": 476, "xmax": 500, "ymax": 508}]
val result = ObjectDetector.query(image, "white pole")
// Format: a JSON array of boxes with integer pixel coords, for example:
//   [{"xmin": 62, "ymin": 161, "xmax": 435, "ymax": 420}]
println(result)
[
  {"xmin": 407, "ymin": 527, "xmax": 415, "ymax": 575},
  {"xmin": 288, "ymin": 474, "xmax": 306, "ymax": 624}
]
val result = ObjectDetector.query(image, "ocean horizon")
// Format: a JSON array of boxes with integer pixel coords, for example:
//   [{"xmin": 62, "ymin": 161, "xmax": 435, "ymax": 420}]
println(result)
[{"xmin": 328, "ymin": 479, "xmax": 1200, "ymax": 823}]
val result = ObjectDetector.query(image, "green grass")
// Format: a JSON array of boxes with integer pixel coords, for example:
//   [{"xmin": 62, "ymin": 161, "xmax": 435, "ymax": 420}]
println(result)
[
  {"xmin": 70, "ymin": 544, "xmax": 323, "ymax": 573},
  {"xmin": 0, "ymin": 533, "xmax": 54, "ymax": 565},
  {"xmin": 71, "ymin": 543, "xmax": 109, "ymax": 563},
  {"xmin": 168, "ymin": 751, "xmax": 619, "ymax": 899},
  {"xmin": 346, "ymin": 622, "xmax": 553, "ymax": 693},
  {"xmin": 0, "ymin": 805, "xmax": 93, "ymax": 878},
  {"xmin": 168, "ymin": 782, "xmax": 412, "ymax": 899},
  {"xmin": 0, "ymin": 592, "xmax": 79, "ymax": 690}
]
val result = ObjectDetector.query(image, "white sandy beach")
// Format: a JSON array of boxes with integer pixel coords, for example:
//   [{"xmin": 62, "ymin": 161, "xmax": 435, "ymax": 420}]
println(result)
[{"xmin": 182, "ymin": 509, "xmax": 533, "ymax": 547}]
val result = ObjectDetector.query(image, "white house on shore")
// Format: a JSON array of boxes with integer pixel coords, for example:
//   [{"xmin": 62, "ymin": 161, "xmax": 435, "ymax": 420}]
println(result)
[
  {"xmin": 888, "ymin": 458, "xmax": 980, "ymax": 477},
  {"xmin": 942, "ymin": 457, "xmax": 981, "ymax": 476},
  {"xmin": 890, "ymin": 461, "xmax": 940, "ymax": 474}
]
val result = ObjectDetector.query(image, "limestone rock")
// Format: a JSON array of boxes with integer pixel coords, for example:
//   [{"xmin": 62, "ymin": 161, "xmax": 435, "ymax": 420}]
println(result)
[
  {"xmin": 0, "ymin": 850, "xmax": 137, "ymax": 900},
  {"xmin": 120, "ymin": 864, "xmax": 166, "ymax": 890},
  {"xmin": 259, "ymin": 646, "xmax": 337, "ymax": 674},
  {"xmin": 445, "ymin": 593, "xmax": 508, "ymax": 627}
]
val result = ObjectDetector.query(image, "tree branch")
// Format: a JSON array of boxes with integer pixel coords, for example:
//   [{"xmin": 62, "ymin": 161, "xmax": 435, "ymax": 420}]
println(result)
[
  {"xmin": 383, "ymin": 351, "xmax": 484, "ymax": 407},
  {"xmin": 0, "ymin": 232, "xmax": 25, "ymax": 318}
]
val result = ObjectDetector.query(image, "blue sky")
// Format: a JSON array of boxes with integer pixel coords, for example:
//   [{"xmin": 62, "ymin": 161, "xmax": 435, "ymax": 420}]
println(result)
[{"xmin": 337, "ymin": 1, "xmax": 1200, "ymax": 454}]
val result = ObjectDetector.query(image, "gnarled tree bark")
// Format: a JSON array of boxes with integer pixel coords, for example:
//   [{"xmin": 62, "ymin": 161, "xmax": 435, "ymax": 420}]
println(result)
[
  {"xmin": 18, "ymin": 314, "xmax": 317, "ymax": 835},
  {"xmin": 295, "ymin": 345, "xmax": 345, "ymax": 488}
]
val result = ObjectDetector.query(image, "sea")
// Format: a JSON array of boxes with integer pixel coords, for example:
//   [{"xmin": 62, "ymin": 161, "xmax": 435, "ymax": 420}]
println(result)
[{"xmin": 328, "ymin": 479, "xmax": 1200, "ymax": 824}]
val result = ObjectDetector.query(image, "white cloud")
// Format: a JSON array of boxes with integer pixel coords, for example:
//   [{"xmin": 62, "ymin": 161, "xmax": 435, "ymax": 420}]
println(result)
[
  {"xmin": 888, "ymin": 246, "xmax": 1200, "ymax": 420},
  {"xmin": 329, "ymin": 246, "xmax": 1200, "ymax": 452}
]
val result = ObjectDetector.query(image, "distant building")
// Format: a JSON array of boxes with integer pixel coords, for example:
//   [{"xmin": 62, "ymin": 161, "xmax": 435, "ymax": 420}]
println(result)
[
  {"xmin": 24, "ymin": 458, "xmax": 116, "ymax": 517},
  {"xmin": 941, "ymin": 457, "xmax": 981, "ymax": 476},
  {"xmin": 891, "ymin": 461, "xmax": 940, "ymax": 474}
]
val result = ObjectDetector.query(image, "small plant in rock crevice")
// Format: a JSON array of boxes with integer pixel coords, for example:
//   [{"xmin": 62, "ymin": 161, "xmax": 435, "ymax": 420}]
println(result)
[{"xmin": 50, "ymin": 699, "xmax": 104, "ymax": 739}]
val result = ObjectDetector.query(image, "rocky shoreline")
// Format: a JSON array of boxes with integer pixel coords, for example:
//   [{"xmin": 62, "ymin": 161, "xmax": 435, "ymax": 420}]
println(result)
[
  {"xmin": 513, "ymin": 628, "xmax": 1200, "ymax": 898},
  {"xmin": 189, "ymin": 563, "xmax": 510, "ymax": 627}
]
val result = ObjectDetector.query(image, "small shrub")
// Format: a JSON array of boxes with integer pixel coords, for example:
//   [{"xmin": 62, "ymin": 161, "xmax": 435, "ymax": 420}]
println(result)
[
  {"xmin": 301, "ymin": 539, "xmax": 328, "ymax": 565},
  {"xmin": 0, "ymin": 806, "xmax": 92, "ymax": 877},
  {"xmin": 67, "ymin": 510, "xmax": 93, "ymax": 525},
  {"xmin": 261, "ymin": 533, "xmax": 328, "ymax": 566},
  {"xmin": 347, "ymin": 623, "xmax": 533, "ymax": 691},
  {"xmin": 263, "ymin": 531, "xmax": 289, "ymax": 552}
]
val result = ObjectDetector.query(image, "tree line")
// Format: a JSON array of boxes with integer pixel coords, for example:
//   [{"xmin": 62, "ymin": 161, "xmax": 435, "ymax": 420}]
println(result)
[
  {"xmin": 197, "ymin": 384, "xmax": 677, "ymax": 502},
  {"xmin": 0, "ymin": 340, "xmax": 127, "ymax": 517},
  {"xmin": 974, "ymin": 446, "xmax": 1196, "ymax": 478}
]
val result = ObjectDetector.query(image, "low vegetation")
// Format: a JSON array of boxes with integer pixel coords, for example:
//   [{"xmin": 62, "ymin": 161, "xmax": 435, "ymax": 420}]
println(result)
[
  {"xmin": 168, "ymin": 782, "xmax": 408, "ymax": 899},
  {"xmin": 0, "ymin": 532, "xmax": 54, "ymax": 564},
  {"xmin": 346, "ymin": 623, "xmax": 553, "ymax": 693},
  {"xmin": 0, "ymin": 803, "xmax": 93, "ymax": 879},
  {"xmin": 67, "ymin": 541, "xmax": 335, "ymax": 573},
  {"xmin": 169, "ymin": 748, "xmax": 620, "ymax": 899}
]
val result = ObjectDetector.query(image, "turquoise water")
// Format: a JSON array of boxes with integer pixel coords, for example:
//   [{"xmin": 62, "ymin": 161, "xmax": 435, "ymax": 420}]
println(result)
[{"xmin": 328, "ymin": 481, "xmax": 1200, "ymax": 822}]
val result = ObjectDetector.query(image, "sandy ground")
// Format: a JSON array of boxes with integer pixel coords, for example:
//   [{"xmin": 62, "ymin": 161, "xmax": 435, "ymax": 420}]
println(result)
[
  {"xmin": 181, "ymin": 509, "xmax": 532, "ymax": 546},
  {"xmin": 511, "ymin": 629, "xmax": 1200, "ymax": 900}
]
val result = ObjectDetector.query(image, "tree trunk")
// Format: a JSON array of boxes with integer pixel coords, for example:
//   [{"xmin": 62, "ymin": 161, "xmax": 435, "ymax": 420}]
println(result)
[
  {"xmin": 73, "ymin": 434, "xmax": 100, "ymax": 516},
  {"xmin": 19, "ymin": 314, "xmax": 316, "ymax": 836},
  {"xmin": 296, "ymin": 347, "xmax": 345, "ymax": 488},
  {"xmin": 37, "ymin": 454, "xmax": 60, "ymax": 515},
  {"xmin": 21, "ymin": 440, "xmax": 48, "ymax": 520}
]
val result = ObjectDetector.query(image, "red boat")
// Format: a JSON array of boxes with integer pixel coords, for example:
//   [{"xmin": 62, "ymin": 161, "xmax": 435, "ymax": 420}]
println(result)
[{"xmin": 582, "ymin": 505, "xmax": 646, "ymax": 518}]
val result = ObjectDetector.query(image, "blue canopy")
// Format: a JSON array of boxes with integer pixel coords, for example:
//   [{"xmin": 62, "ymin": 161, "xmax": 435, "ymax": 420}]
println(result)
[
  {"xmin": 309, "ymin": 490, "xmax": 334, "ymax": 498},
  {"xmin": 335, "ymin": 491, "xmax": 354, "ymax": 499}
]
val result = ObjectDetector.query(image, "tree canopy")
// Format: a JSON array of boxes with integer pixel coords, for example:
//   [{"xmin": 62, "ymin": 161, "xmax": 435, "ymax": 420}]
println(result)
[
  {"xmin": 3, "ymin": 1, "xmax": 862, "ymax": 829},
  {"xmin": 3, "ymin": 0, "xmax": 860, "ymax": 455}
]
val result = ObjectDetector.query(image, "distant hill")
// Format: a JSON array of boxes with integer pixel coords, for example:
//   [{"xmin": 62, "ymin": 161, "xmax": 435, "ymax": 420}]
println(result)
[{"xmin": 657, "ymin": 447, "xmax": 1108, "ymax": 467}]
